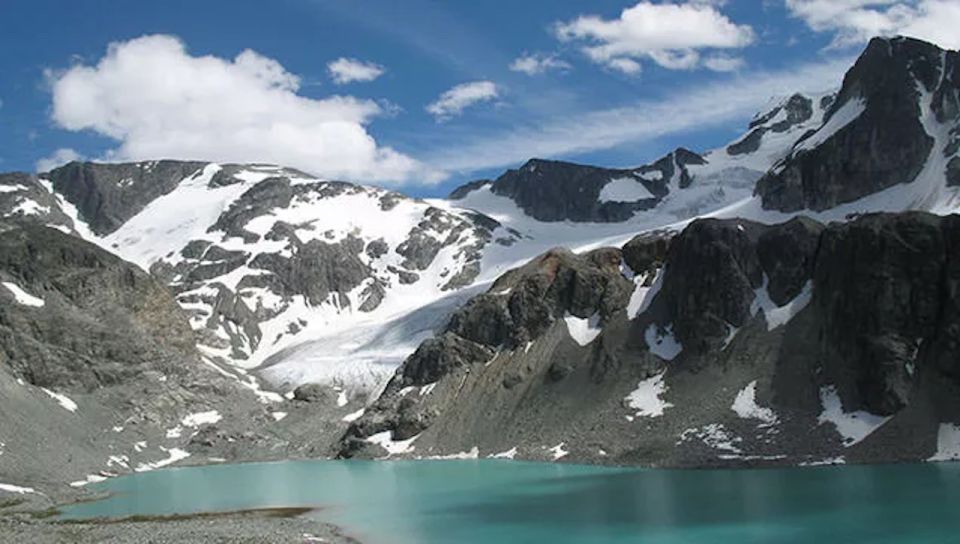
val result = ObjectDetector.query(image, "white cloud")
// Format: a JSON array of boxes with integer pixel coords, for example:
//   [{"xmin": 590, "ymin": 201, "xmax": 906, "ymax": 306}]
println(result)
[
  {"xmin": 555, "ymin": 1, "xmax": 754, "ymax": 72},
  {"xmin": 425, "ymin": 81, "xmax": 499, "ymax": 121},
  {"xmin": 47, "ymin": 35, "xmax": 439, "ymax": 184},
  {"xmin": 509, "ymin": 53, "xmax": 572, "ymax": 75},
  {"xmin": 36, "ymin": 148, "xmax": 83, "ymax": 172},
  {"xmin": 608, "ymin": 58, "xmax": 644, "ymax": 75},
  {"xmin": 786, "ymin": 0, "xmax": 960, "ymax": 49},
  {"xmin": 327, "ymin": 57, "xmax": 385, "ymax": 84},
  {"xmin": 425, "ymin": 56, "xmax": 852, "ymax": 173},
  {"xmin": 703, "ymin": 54, "xmax": 746, "ymax": 72}
]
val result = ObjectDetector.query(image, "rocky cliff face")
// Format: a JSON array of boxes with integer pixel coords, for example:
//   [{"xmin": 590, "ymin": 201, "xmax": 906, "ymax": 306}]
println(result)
[
  {"xmin": 337, "ymin": 212, "xmax": 960, "ymax": 467},
  {"xmin": 0, "ymin": 220, "xmax": 369, "ymax": 492},
  {"xmin": 45, "ymin": 160, "xmax": 209, "ymax": 235},
  {"xmin": 452, "ymin": 149, "xmax": 706, "ymax": 223},
  {"xmin": 756, "ymin": 37, "xmax": 959, "ymax": 212}
]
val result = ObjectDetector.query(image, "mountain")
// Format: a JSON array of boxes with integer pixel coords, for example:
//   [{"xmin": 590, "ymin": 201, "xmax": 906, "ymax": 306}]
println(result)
[
  {"xmin": 756, "ymin": 37, "xmax": 960, "ymax": 213},
  {"xmin": 2, "ymin": 35, "xmax": 960, "ymax": 488},
  {"xmin": 339, "ymin": 212, "xmax": 960, "ymax": 466}
]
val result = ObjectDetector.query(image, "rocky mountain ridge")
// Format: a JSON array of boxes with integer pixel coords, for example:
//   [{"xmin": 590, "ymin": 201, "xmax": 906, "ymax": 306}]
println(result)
[{"xmin": 339, "ymin": 212, "xmax": 960, "ymax": 467}]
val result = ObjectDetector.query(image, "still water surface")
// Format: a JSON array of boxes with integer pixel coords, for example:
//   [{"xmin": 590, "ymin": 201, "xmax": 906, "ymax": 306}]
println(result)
[{"xmin": 60, "ymin": 459, "xmax": 960, "ymax": 543}]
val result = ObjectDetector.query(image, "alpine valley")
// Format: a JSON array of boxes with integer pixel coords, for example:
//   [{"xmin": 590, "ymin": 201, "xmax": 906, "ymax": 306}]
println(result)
[{"xmin": 2, "ymin": 36, "xmax": 960, "ymax": 506}]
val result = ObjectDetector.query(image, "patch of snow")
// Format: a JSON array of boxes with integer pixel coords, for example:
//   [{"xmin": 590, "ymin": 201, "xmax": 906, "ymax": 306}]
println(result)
[
  {"xmin": 548, "ymin": 443, "xmax": 569, "ymax": 460},
  {"xmin": 166, "ymin": 427, "xmax": 182, "ymax": 439},
  {"xmin": 367, "ymin": 431, "xmax": 418, "ymax": 456},
  {"xmin": 337, "ymin": 389, "xmax": 349, "ymax": 407},
  {"xmin": 271, "ymin": 411, "xmax": 288, "ymax": 422},
  {"xmin": 644, "ymin": 323, "xmax": 682, "ymax": 360},
  {"xmin": 70, "ymin": 474, "xmax": 108, "ymax": 487},
  {"xmin": 41, "ymin": 388, "xmax": 77, "ymax": 412},
  {"xmin": 678, "ymin": 423, "xmax": 742, "ymax": 454},
  {"xmin": 818, "ymin": 385, "xmax": 891, "ymax": 446},
  {"xmin": 107, "ymin": 455, "xmax": 130, "ymax": 469},
  {"xmin": 0, "ymin": 184, "xmax": 28, "ymax": 193},
  {"xmin": 751, "ymin": 278, "xmax": 812, "ymax": 330},
  {"xmin": 419, "ymin": 383, "xmax": 438, "ymax": 396},
  {"xmin": 2, "ymin": 282, "xmax": 45, "ymax": 308},
  {"xmin": 627, "ymin": 266, "xmax": 666, "ymax": 320},
  {"xmin": 731, "ymin": 381, "xmax": 778, "ymax": 426},
  {"xmin": 796, "ymin": 98, "xmax": 866, "ymax": 151},
  {"xmin": 634, "ymin": 169, "xmax": 663, "ymax": 181},
  {"xmin": 800, "ymin": 457, "xmax": 846, "ymax": 467},
  {"xmin": 429, "ymin": 447, "xmax": 480, "ymax": 460},
  {"xmin": 135, "ymin": 447, "xmax": 191, "ymax": 472},
  {"xmin": 11, "ymin": 198, "xmax": 50, "ymax": 217},
  {"xmin": 598, "ymin": 177, "xmax": 655, "ymax": 203},
  {"xmin": 134, "ymin": 441, "xmax": 147, "ymax": 452},
  {"xmin": 0, "ymin": 483, "xmax": 36, "ymax": 494},
  {"xmin": 342, "ymin": 408, "xmax": 365, "ymax": 423},
  {"xmin": 489, "ymin": 447, "xmax": 518, "ymax": 459},
  {"xmin": 563, "ymin": 313, "xmax": 602, "ymax": 346},
  {"xmin": 929, "ymin": 423, "xmax": 960, "ymax": 461},
  {"xmin": 181, "ymin": 410, "xmax": 222, "ymax": 427},
  {"xmin": 625, "ymin": 372, "xmax": 673, "ymax": 417}
]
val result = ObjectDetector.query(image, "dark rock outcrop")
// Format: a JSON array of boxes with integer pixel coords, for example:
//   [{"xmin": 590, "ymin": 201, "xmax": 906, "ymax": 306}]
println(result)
[
  {"xmin": 336, "ymin": 212, "xmax": 960, "ymax": 468},
  {"xmin": 0, "ymin": 221, "xmax": 198, "ymax": 389},
  {"xmin": 756, "ymin": 37, "xmax": 957, "ymax": 212},
  {"xmin": 452, "ymin": 149, "xmax": 704, "ymax": 223},
  {"xmin": 44, "ymin": 160, "xmax": 208, "ymax": 236}
]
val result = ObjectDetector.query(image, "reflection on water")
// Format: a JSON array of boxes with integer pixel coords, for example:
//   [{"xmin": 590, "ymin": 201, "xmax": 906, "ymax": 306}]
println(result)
[{"xmin": 61, "ymin": 460, "xmax": 960, "ymax": 544}]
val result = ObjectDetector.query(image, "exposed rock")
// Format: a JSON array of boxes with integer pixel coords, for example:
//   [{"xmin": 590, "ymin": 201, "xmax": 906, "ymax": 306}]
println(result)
[
  {"xmin": 461, "ymin": 149, "xmax": 704, "ymax": 223},
  {"xmin": 293, "ymin": 383, "xmax": 338, "ymax": 403},
  {"xmin": 621, "ymin": 231, "xmax": 672, "ymax": 276},
  {"xmin": 756, "ymin": 37, "xmax": 951, "ymax": 212},
  {"xmin": 947, "ymin": 156, "xmax": 960, "ymax": 187},
  {"xmin": 0, "ymin": 173, "xmax": 74, "ymax": 232},
  {"xmin": 729, "ymin": 94, "xmax": 815, "ymax": 156},
  {"xmin": 44, "ymin": 160, "xmax": 208, "ymax": 235}
]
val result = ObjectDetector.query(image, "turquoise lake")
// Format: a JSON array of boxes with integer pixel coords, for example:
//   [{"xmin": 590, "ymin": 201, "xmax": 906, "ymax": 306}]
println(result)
[{"xmin": 60, "ymin": 459, "xmax": 960, "ymax": 543}]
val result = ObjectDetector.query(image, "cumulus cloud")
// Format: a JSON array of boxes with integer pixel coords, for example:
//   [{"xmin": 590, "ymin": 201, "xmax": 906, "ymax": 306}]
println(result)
[
  {"xmin": 786, "ymin": 0, "xmax": 960, "ymax": 49},
  {"xmin": 554, "ymin": 1, "xmax": 754, "ymax": 73},
  {"xmin": 509, "ymin": 53, "xmax": 572, "ymax": 75},
  {"xmin": 36, "ymin": 148, "xmax": 83, "ymax": 172},
  {"xmin": 425, "ymin": 81, "xmax": 499, "ymax": 121},
  {"xmin": 47, "ymin": 35, "xmax": 438, "ymax": 184},
  {"xmin": 327, "ymin": 57, "xmax": 385, "ymax": 84}
]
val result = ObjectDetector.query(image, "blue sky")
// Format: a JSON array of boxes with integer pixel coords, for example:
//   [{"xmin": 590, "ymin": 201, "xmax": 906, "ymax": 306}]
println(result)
[{"xmin": 1, "ymin": 0, "xmax": 957, "ymax": 197}]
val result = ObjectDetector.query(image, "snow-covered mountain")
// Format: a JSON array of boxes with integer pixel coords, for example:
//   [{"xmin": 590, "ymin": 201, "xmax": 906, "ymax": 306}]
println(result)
[
  {"xmin": 333, "ymin": 36, "xmax": 960, "ymax": 465},
  {"xmin": 1, "ymin": 36, "xmax": 959, "ymax": 471}
]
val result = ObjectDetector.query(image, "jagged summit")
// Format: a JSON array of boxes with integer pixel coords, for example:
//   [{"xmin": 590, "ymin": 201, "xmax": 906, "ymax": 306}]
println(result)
[{"xmin": 756, "ymin": 36, "xmax": 960, "ymax": 212}]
